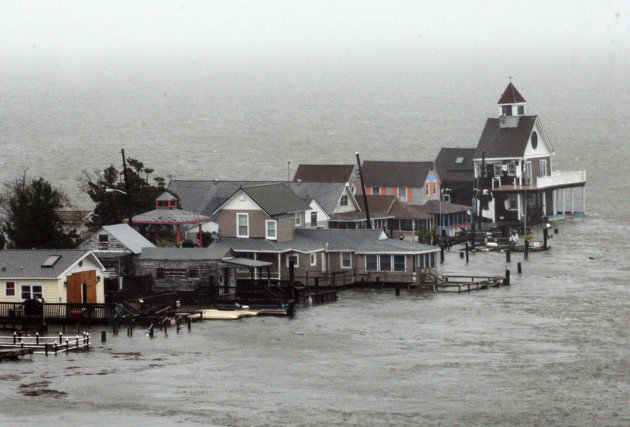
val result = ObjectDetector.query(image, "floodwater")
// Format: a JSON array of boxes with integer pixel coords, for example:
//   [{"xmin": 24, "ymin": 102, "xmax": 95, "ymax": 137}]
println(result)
[
  {"xmin": 1, "ymin": 49, "xmax": 630, "ymax": 425},
  {"xmin": 1, "ymin": 218, "xmax": 629, "ymax": 426}
]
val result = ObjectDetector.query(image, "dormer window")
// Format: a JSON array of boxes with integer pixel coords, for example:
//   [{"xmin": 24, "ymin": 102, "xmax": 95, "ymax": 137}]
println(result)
[
  {"xmin": 517, "ymin": 105, "xmax": 524, "ymax": 115},
  {"xmin": 340, "ymin": 195, "xmax": 348, "ymax": 206},
  {"xmin": 502, "ymin": 105, "xmax": 512, "ymax": 116}
]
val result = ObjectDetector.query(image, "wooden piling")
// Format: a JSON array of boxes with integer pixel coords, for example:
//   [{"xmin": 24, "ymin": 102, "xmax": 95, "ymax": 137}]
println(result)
[
  {"xmin": 524, "ymin": 240, "xmax": 529, "ymax": 260},
  {"xmin": 395, "ymin": 286, "xmax": 400, "ymax": 296},
  {"xmin": 517, "ymin": 262, "xmax": 522, "ymax": 274},
  {"xmin": 440, "ymin": 244, "xmax": 444, "ymax": 264},
  {"xmin": 504, "ymin": 269, "xmax": 510, "ymax": 286},
  {"xmin": 465, "ymin": 241, "xmax": 469, "ymax": 263},
  {"xmin": 101, "ymin": 331, "xmax": 106, "ymax": 343},
  {"xmin": 506, "ymin": 250, "xmax": 511, "ymax": 263},
  {"xmin": 543, "ymin": 227, "xmax": 548, "ymax": 250}
]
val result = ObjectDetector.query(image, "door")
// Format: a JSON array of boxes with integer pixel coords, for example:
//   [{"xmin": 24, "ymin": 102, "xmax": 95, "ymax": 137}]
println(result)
[
  {"xmin": 66, "ymin": 270, "xmax": 97, "ymax": 303},
  {"xmin": 524, "ymin": 162, "xmax": 532, "ymax": 185}
]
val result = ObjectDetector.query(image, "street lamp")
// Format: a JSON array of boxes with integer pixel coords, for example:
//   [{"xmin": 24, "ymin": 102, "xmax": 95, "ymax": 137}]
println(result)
[{"xmin": 105, "ymin": 187, "xmax": 133, "ymax": 228}]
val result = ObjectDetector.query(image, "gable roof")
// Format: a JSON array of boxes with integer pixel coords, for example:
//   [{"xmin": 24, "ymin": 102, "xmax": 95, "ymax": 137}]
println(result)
[
  {"xmin": 218, "ymin": 183, "xmax": 311, "ymax": 217},
  {"xmin": 293, "ymin": 164, "xmax": 355, "ymax": 183},
  {"xmin": 156, "ymin": 191, "xmax": 177, "ymax": 202},
  {"xmin": 0, "ymin": 250, "xmax": 104, "ymax": 279},
  {"xmin": 498, "ymin": 82, "xmax": 526, "ymax": 104},
  {"xmin": 361, "ymin": 161, "xmax": 435, "ymax": 188},
  {"xmin": 288, "ymin": 182, "xmax": 355, "ymax": 214},
  {"xmin": 416, "ymin": 200, "xmax": 471, "ymax": 214},
  {"xmin": 473, "ymin": 115, "xmax": 537, "ymax": 159},
  {"xmin": 100, "ymin": 224, "xmax": 156, "ymax": 254},
  {"xmin": 167, "ymin": 180, "xmax": 277, "ymax": 219},
  {"xmin": 332, "ymin": 195, "xmax": 432, "ymax": 221},
  {"xmin": 435, "ymin": 148, "xmax": 476, "ymax": 183}
]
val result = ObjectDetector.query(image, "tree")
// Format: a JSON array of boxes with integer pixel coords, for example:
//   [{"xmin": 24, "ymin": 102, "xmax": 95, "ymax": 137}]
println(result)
[
  {"xmin": 79, "ymin": 157, "xmax": 168, "ymax": 232},
  {"xmin": 0, "ymin": 175, "xmax": 77, "ymax": 249}
]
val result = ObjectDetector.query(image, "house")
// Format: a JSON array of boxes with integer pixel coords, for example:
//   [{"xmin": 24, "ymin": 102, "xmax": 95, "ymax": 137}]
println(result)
[
  {"xmin": 168, "ymin": 179, "xmax": 358, "ymax": 232},
  {"xmin": 126, "ymin": 192, "xmax": 212, "ymax": 246},
  {"xmin": 0, "ymin": 250, "xmax": 106, "ymax": 304},
  {"xmin": 79, "ymin": 224, "xmax": 156, "ymax": 286},
  {"xmin": 415, "ymin": 200, "xmax": 471, "ymax": 237},
  {"xmin": 329, "ymin": 195, "xmax": 434, "ymax": 241},
  {"xmin": 57, "ymin": 210, "xmax": 93, "ymax": 241},
  {"xmin": 133, "ymin": 247, "xmax": 271, "ymax": 295},
  {"xmin": 472, "ymin": 82, "xmax": 587, "ymax": 225},
  {"xmin": 211, "ymin": 183, "xmax": 438, "ymax": 285},
  {"xmin": 357, "ymin": 161, "xmax": 441, "ymax": 205},
  {"xmin": 292, "ymin": 164, "xmax": 357, "ymax": 185},
  {"xmin": 434, "ymin": 148, "xmax": 476, "ymax": 206}
]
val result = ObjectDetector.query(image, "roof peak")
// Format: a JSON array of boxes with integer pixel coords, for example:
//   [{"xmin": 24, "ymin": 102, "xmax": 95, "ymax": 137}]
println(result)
[{"xmin": 497, "ymin": 82, "xmax": 526, "ymax": 104}]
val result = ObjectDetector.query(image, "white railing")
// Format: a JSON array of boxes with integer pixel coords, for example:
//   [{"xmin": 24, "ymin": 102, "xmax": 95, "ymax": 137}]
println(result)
[{"xmin": 536, "ymin": 170, "xmax": 586, "ymax": 188}]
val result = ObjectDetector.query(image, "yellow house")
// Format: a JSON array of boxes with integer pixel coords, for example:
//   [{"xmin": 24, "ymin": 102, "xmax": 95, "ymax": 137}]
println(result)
[{"xmin": 0, "ymin": 250, "xmax": 105, "ymax": 304}]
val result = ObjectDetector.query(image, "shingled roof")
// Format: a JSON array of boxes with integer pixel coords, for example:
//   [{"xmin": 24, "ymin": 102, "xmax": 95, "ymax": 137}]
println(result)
[
  {"xmin": 293, "ymin": 164, "xmax": 355, "ymax": 183},
  {"xmin": 473, "ymin": 116, "xmax": 537, "ymax": 159},
  {"xmin": 435, "ymin": 148, "xmax": 475, "ymax": 183},
  {"xmin": 0, "ymin": 250, "xmax": 103, "ymax": 279},
  {"xmin": 498, "ymin": 82, "xmax": 526, "ymax": 104},
  {"xmin": 216, "ymin": 183, "xmax": 311, "ymax": 217},
  {"xmin": 361, "ymin": 161, "xmax": 434, "ymax": 188}
]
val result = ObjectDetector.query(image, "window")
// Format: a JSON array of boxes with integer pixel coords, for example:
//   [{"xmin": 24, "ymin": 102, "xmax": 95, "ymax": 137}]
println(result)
[
  {"xmin": 508, "ymin": 162, "xmax": 516, "ymax": 176},
  {"xmin": 41, "ymin": 255, "xmax": 61, "ymax": 268},
  {"xmin": 442, "ymin": 194, "xmax": 451, "ymax": 202},
  {"xmin": 21, "ymin": 284, "xmax": 43, "ymax": 300},
  {"xmin": 424, "ymin": 183, "xmax": 430, "ymax": 196},
  {"xmin": 431, "ymin": 181, "xmax": 436, "ymax": 195},
  {"xmin": 286, "ymin": 254, "xmax": 299, "ymax": 268},
  {"xmin": 5, "ymin": 282, "xmax": 15, "ymax": 297},
  {"xmin": 310, "ymin": 253, "xmax": 317, "ymax": 266},
  {"xmin": 188, "ymin": 269, "xmax": 199, "ymax": 278},
  {"xmin": 98, "ymin": 234, "xmax": 109, "ymax": 242},
  {"xmin": 398, "ymin": 187, "xmax": 407, "ymax": 202},
  {"xmin": 502, "ymin": 105, "xmax": 512, "ymax": 115},
  {"xmin": 295, "ymin": 212, "xmax": 302, "ymax": 226},
  {"xmin": 393, "ymin": 255, "xmax": 405, "ymax": 272},
  {"xmin": 341, "ymin": 253, "xmax": 352, "ymax": 269},
  {"xmin": 517, "ymin": 105, "xmax": 524, "ymax": 115},
  {"xmin": 372, "ymin": 187, "xmax": 380, "ymax": 195},
  {"xmin": 156, "ymin": 268, "xmax": 164, "ymax": 279},
  {"xmin": 366, "ymin": 255, "xmax": 378, "ymax": 271},
  {"xmin": 455, "ymin": 157, "xmax": 464, "ymax": 164},
  {"xmin": 379, "ymin": 255, "xmax": 391, "ymax": 272},
  {"xmin": 340, "ymin": 195, "xmax": 348, "ymax": 206},
  {"xmin": 493, "ymin": 163, "xmax": 503, "ymax": 177},
  {"xmin": 237, "ymin": 213, "xmax": 249, "ymax": 237},
  {"xmin": 266, "ymin": 220, "xmax": 277, "ymax": 240},
  {"xmin": 539, "ymin": 159, "xmax": 547, "ymax": 177},
  {"xmin": 310, "ymin": 211, "xmax": 317, "ymax": 227}
]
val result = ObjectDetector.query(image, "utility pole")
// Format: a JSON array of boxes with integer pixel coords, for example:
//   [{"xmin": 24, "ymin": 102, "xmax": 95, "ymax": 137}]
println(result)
[
  {"xmin": 121, "ymin": 149, "xmax": 133, "ymax": 228},
  {"xmin": 355, "ymin": 152, "xmax": 371, "ymax": 229}
]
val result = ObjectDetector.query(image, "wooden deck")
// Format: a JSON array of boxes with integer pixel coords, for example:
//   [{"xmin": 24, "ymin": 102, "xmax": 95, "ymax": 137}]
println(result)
[
  {"xmin": 0, "ymin": 347, "xmax": 34, "ymax": 361},
  {"xmin": 0, "ymin": 332, "xmax": 90, "ymax": 356}
]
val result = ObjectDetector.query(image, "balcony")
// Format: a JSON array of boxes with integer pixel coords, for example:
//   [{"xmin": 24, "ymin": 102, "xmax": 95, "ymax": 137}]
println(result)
[{"xmin": 536, "ymin": 170, "xmax": 586, "ymax": 189}]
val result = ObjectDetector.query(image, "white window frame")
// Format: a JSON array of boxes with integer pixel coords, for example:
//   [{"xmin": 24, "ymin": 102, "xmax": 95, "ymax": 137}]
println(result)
[
  {"xmin": 393, "ymin": 255, "xmax": 406, "ymax": 272},
  {"xmin": 398, "ymin": 187, "xmax": 407, "ymax": 202},
  {"xmin": 365, "ymin": 254, "xmax": 378, "ymax": 271},
  {"xmin": 310, "ymin": 253, "xmax": 317, "ymax": 266},
  {"xmin": 379, "ymin": 254, "xmax": 392, "ymax": 272},
  {"xmin": 424, "ymin": 182, "xmax": 430, "ymax": 196},
  {"xmin": 286, "ymin": 254, "xmax": 299, "ymax": 268},
  {"xmin": 507, "ymin": 162, "xmax": 516, "ymax": 176},
  {"xmin": 340, "ymin": 195, "xmax": 348, "ymax": 206},
  {"xmin": 236, "ymin": 213, "xmax": 249, "ymax": 238},
  {"xmin": 539, "ymin": 159, "xmax": 547, "ymax": 177},
  {"xmin": 295, "ymin": 212, "xmax": 302, "ymax": 226},
  {"xmin": 265, "ymin": 220, "xmax": 277, "ymax": 240},
  {"xmin": 21, "ymin": 284, "xmax": 43, "ymax": 301},
  {"xmin": 340, "ymin": 252, "xmax": 352, "ymax": 269},
  {"xmin": 310, "ymin": 211, "xmax": 317, "ymax": 227},
  {"xmin": 5, "ymin": 281, "xmax": 16, "ymax": 298},
  {"xmin": 372, "ymin": 186, "xmax": 380, "ymax": 195},
  {"xmin": 493, "ymin": 163, "xmax": 503, "ymax": 177}
]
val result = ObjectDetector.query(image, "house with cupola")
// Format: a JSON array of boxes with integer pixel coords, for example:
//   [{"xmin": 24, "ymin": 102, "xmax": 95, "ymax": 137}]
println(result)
[{"xmin": 473, "ymin": 82, "xmax": 586, "ymax": 225}]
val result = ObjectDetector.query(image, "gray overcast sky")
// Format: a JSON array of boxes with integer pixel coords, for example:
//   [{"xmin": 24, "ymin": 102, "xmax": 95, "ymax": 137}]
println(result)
[{"xmin": 1, "ymin": 1, "xmax": 629, "ymax": 59}]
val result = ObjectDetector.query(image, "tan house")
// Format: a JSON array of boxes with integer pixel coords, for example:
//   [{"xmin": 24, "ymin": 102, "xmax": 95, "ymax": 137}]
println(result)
[
  {"xmin": 0, "ymin": 250, "xmax": 106, "ymax": 304},
  {"xmin": 212, "ymin": 183, "xmax": 438, "ymax": 285}
]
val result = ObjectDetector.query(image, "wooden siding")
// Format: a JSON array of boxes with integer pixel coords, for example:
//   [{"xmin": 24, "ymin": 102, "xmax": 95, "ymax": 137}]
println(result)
[{"xmin": 133, "ymin": 258, "xmax": 236, "ymax": 293}]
